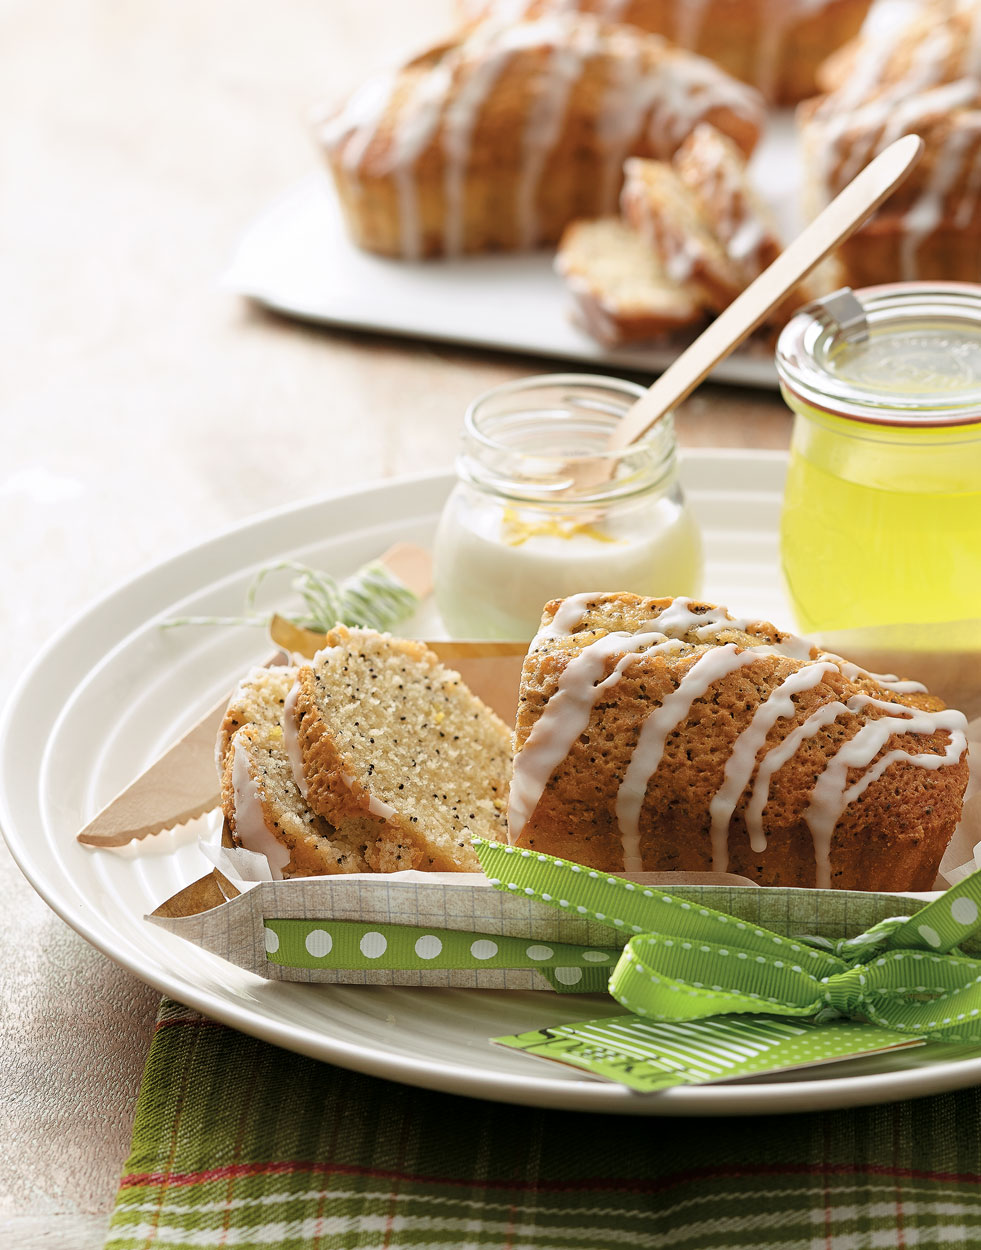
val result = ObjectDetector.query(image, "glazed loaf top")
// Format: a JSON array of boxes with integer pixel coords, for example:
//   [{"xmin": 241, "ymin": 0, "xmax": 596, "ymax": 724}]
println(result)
[
  {"xmin": 802, "ymin": 0, "xmax": 981, "ymax": 268},
  {"xmin": 319, "ymin": 13, "xmax": 764, "ymax": 255},
  {"xmin": 509, "ymin": 594, "xmax": 969, "ymax": 887}
]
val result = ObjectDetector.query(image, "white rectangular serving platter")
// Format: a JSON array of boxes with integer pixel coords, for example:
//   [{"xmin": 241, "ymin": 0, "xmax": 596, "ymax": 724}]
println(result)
[{"xmin": 223, "ymin": 115, "xmax": 803, "ymax": 389}]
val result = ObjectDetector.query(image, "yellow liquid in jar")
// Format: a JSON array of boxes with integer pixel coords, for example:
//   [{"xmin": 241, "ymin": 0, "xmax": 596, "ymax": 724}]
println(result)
[{"xmin": 780, "ymin": 403, "xmax": 981, "ymax": 633}]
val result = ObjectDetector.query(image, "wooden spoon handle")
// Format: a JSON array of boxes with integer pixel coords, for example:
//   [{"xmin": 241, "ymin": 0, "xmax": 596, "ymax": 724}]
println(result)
[{"xmin": 610, "ymin": 133, "xmax": 924, "ymax": 451}]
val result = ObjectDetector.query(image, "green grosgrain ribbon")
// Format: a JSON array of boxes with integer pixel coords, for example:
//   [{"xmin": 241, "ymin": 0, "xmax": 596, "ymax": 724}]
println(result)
[{"xmin": 472, "ymin": 839, "xmax": 981, "ymax": 1044}]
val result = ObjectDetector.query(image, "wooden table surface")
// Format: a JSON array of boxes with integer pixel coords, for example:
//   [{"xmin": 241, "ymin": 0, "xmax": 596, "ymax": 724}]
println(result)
[{"xmin": 1, "ymin": 3, "xmax": 789, "ymax": 1244}]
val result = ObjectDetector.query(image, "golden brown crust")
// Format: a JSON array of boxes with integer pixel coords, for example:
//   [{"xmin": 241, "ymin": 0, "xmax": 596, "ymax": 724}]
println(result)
[{"xmin": 511, "ymin": 594, "xmax": 968, "ymax": 890}]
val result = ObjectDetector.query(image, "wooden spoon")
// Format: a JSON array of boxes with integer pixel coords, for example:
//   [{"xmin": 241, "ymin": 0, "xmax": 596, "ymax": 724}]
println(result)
[{"xmin": 573, "ymin": 133, "xmax": 924, "ymax": 484}]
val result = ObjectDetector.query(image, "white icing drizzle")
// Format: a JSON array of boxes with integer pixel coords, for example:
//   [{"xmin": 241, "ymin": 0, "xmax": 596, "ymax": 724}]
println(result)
[
  {"xmin": 230, "ymin": 734, "xmax": 290, "ymax": 879},
  {"xmin": 324, "ymin": 11, "xmax": 762, "ymax": 257},
  {"xmin": 391, "ymin": 61, "xmax": 455, "ymax": 258},
  {"xmin": 536, "ymin": 590, "xmax": 605, "ymax": 638},
  {"xmin": 515, "ymin": 21, "xmax": 598, "ymax": 248},
  {"xmin": 743, "ymin": 700, "xmax": 851, "ymax": 855},
  {"xmin": 596, "ymin": 41, "xmax": 648, "ymax": 210},
  {"xmin": 707, "ymin": 661, "xmax": 839, "ymax": 873},
  {"xmin": 806, "ymin": 5, "xmax": 981, "ymax": 278},
  {"xmin": 442, "ymin": 46, "xmax": 513, "ymax": 255},
  {"xmin": 282, "ymin": 681, "xmax": 308, "ymax": 800},
  {"xmin": 645, "ymin": 51, "xmax": 760, "ymax": 155},
  {"xmin": 818, "ymin": 652, "xmax": 927, "ymax": 695},
  {"xmin": 321, "ymin": 72, "xmax": 399, "ymax": 172},
  {"xmin": 508, "ymin": 629, "xmax": 685, "ymax": 837},
  {"xmin": 898, "ymin": 106, "xmax": 977, "ymax": 279},
  {"xmin": 805, "ymin": 696, "xmax": 969, "ymax": 889},
  {"xmin": 616, "ymin": 643, "xmax": 765, "ymax": 872}
]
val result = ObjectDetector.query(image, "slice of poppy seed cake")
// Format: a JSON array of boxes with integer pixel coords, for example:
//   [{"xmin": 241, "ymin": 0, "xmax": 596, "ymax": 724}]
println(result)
[
  {"xmin": 289, "ymin": 627, "xmax": 512, "ymax": 871},
  {"xmin": 217, "ymin": 666, "xmax": 380, "ymax": 876}
]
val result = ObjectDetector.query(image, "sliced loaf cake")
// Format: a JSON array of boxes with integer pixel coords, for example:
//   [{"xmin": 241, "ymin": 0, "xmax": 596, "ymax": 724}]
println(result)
[{"xmin": 217, "ymin": 665, "xmax": 380, "ymax": 876}]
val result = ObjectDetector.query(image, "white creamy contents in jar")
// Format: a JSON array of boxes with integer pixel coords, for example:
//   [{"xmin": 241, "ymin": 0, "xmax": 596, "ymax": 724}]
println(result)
[
  {"xmin": 435, "ymin": 374, "xmax": 704, "ymax": 639},
  {"xmin": 434, "ymin": 488, "xmax": 703, "ymax": 640}
]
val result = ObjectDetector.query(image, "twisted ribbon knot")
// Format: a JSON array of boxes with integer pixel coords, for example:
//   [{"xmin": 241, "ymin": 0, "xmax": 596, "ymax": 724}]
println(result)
[{"xmin": 473, "ymin": 840, "xmax": 981, "ymax": 1044}]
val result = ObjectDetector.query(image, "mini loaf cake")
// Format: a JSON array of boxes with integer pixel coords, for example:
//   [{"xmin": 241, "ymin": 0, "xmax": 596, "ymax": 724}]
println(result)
[
  {"xmin": 509, "ymin": 593, "xmax": 969, "ymax": 890},
  {"xmin": 463, "ymin": 0, "xmax": 873, "ymax": 104},
  {"xmin": 318, "ymin": 13, "xmax": 763, "ymax": 258},
  {"xmin": 800, "ymin": 0, "xmax": 981, "ymax": 286},
  {"xmin": 287, "ymin": 627, "xmax": 512, "ymax": 871}
]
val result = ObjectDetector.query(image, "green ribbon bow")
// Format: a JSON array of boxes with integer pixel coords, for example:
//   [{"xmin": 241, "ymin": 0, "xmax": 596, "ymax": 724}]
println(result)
[{"xmin": 473, "ymin": 839, "xmax": 981, "ymax": 1045}]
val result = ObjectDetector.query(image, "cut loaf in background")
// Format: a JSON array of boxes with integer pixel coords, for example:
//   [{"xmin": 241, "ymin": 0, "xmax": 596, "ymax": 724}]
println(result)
[{"xmin": 318, "ymin": 13, "xmax": 763, "ymax": 258}]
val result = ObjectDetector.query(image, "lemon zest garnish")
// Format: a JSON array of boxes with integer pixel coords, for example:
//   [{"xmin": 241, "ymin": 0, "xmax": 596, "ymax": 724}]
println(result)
[{"xmin": 500, "ymin": 507, "xmax": 621, "ymax": 547}]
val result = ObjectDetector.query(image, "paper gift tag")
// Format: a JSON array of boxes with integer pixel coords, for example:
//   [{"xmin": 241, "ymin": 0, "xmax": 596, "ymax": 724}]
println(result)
[{"xmin": 493, "ymin": 1014, "xmax": 924, "ymax": 1093}]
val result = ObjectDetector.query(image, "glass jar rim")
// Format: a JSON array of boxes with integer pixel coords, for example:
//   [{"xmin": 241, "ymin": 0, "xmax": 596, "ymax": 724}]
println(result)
[
  {"xmin": 460, "ymin": 372, "xmax": 677, "ymax": 504},
  {"xmin": 776, "ymin": 282, "xmax": 981, "ymax": 429}
]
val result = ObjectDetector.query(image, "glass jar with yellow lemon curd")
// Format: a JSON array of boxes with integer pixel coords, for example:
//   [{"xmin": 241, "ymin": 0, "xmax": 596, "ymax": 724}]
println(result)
[{"xmin": 776, "ymin": 284, "xmax": 981, "ymax": 635}]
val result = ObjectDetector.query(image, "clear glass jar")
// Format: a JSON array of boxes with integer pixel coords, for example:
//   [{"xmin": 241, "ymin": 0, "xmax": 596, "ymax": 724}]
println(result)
[
  {"xmin": 433, "ymin": 373, "xmax": 703, "ymax": 640},
  {"xmin": 776, "ymin": 283, "xmax": 981, "ymax": 633}
]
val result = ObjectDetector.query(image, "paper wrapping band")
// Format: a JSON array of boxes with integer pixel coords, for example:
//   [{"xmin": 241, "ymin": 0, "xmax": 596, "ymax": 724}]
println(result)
[{"xmin": 474, "ymin": 840, "xmax": 981, "ymax": 1043}]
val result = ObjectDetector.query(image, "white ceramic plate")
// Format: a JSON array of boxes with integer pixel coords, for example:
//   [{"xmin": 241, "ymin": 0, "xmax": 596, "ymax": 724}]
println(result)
[
  {"xmin": 5, "ymin": 451, "xmax": 981, "ymax": 1116},
  {"xmin": 223, "ymin": 114, "xmax": 804, "ymax": 390}
]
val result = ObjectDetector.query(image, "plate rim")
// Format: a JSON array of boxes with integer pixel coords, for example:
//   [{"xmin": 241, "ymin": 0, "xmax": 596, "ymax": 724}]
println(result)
[{"xmin": 6, "ymin": 453, "xmax": 981, "ymax": 1116}]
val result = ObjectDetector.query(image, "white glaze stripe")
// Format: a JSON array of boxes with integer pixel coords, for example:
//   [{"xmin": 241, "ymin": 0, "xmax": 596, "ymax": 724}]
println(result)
[
  {"xmin": 340, "ymin": 771, "xmax": 398, "ymax": 821},
  {"xmin": 820, "ymin": 652, "xmax": 927, "ymax": 695},
  {"xmin": 743, "ymin": 701, "xmax": 852, "ymax": 855},
  {"xmin": 282, "ymin": 681, "xmax": 308, "ymax": 800},
  {"xmin": 805, "ymin": 697, "xmax": 968, "ymax": 889},
  {"xmin": 393, "ymin": 62, "xmax": 455, "ymax": 258},
  {"xmin": 442, "ymin": 48, "xmax": 512, "ymax": 255},
  {"xmin": 615, "ymin": 644, "xmax": 764, "ymax": 872},
  {"xmin": 707, "ymin": 661, "xmax": 839, "ymax": 873},
  {"xmin": 507, "ymin": 630, "xmax": 683, "ymax": 837},
  {"xmin": 230, "ymin": 734, "xmax": 290, "ymax": 879},
  {"xmin": 516, "ymin": 598, "xmax": 967, "ymax": 882}
]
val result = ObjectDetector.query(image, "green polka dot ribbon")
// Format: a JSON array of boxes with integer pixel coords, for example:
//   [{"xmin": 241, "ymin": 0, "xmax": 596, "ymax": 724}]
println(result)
[
  {"xmin": 263, "ymin": 916, "xmax": 618, "ymax": 993},
  {"xmin": 473, "ymin": 840, "xmax": 981, "ymax": 1044}
]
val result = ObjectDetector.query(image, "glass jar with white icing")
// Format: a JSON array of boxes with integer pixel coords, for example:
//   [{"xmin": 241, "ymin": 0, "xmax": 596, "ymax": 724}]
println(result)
[{"xmin": 433, "ymin": 374, "xmax": 703, "ymax": 640}]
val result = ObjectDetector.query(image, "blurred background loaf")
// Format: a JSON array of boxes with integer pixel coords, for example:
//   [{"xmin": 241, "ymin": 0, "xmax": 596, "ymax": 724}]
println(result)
[{"xmin": 462, "ymin": 0, "xmax": 874, "ymax": 103}]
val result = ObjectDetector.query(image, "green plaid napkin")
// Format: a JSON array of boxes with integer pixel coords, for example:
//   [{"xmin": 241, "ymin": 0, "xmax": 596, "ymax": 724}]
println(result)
[{"xmin": 106, "ymin": 998, "xmax": 981, "ymax": 1250}]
